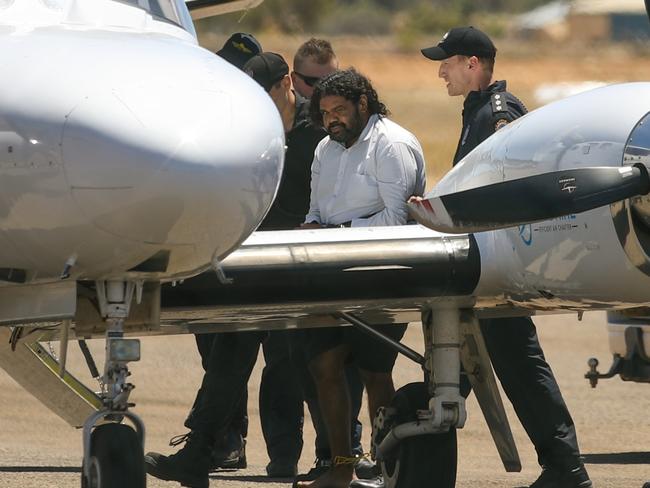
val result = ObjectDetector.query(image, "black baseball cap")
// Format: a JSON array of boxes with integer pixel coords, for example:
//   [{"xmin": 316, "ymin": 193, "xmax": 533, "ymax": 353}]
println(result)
[
  {"xmin": 243, "ymin": 52, "xmax": 289, "ymax": 92},
  {"xmin": 216, "ymin": 33, "xmax": 262, "ymax": 70},
  {"xmin": 421, "ymin": 26, "xmax": 496, "ymax": 60}
]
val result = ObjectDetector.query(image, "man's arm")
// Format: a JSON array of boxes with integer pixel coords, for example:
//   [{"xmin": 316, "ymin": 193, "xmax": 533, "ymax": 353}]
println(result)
[
  {"xmin": 303, "ymin": 152, "xmax": 322, "ymax": 225},
  {"xmin": 353, "ymin": 142, "xmax": 423, "ymax": 227}
]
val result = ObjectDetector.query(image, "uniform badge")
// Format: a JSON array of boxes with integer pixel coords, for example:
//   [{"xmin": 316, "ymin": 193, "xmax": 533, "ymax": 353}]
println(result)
[
  {"xmin": 232, "ymin": 41, "xmax": 253, "ymax": 54},
  {"xmin": 494, "ymin": 119, "xmax": 509, "ymax": 131}
]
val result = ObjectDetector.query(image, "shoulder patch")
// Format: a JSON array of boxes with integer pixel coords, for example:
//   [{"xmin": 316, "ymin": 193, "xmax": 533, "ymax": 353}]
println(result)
[
  {"xmin": 494, "ymin": 118, "xmax": 509, "ymax": 131},
  {"xmin": 491, "ymin": 93, "xmax": 507, "ymax": 114}
]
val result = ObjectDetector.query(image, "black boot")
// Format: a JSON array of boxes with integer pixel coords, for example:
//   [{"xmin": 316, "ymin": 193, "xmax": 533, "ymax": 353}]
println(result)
[
  {"xmin": 292, "ymin": 458, "xmax": 331, "ymax": 487},
  {"xmin": 145, "ymin": 430, "xmax": 213, "ymax": 488},
  {"xmin": 350, "ymin": 475, "xmax": 385, "ymax": 488},
  {"xmin": 212, "ymin": 432, "xmax": 247, "ymax": 470},
  {"xmin": 355, "ymin": 458, "xmax": 380, "ymax": 480},
  {"xmin": 530, "ymin": 462, "xmax": 592, "ymax": 488}
]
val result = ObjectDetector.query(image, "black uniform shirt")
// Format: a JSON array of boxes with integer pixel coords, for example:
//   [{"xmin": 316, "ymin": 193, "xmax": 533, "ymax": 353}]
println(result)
[
  {"xmin": 452, "ymin": 80, "xmax": 527, "ymax": 166},
  {"xmin": 260, "ymin": 94, "xmax": 326, "ymax": 230}
]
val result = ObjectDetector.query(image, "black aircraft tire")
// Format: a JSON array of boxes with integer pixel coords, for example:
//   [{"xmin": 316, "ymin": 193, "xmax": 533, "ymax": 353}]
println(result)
[
  {"xmin": 81, "ymin": 423, "xmax": 146, "ymax": 488},
  {"xmin": 380, "ymin": 382, "xmax": 457, "ymax": 488}
]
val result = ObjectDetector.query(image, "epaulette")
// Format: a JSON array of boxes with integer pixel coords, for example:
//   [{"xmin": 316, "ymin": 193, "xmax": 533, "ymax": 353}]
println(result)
[
  {"xmin": 491, "ymin": 92, "xmax": 508, "ymax": 114},
  {"xmin": 510, "ymin": 93, "xmax": 528, "ymax": 114}
]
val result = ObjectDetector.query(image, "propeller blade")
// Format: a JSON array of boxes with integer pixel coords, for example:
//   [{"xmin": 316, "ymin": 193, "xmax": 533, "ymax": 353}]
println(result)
[{"xmin": 409, "ymin": 164, "xmax": 650, "ymax": 234}]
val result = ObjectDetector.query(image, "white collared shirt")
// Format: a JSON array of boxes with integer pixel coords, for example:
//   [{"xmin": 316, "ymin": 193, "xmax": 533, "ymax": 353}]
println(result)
[{"xmin": 305, "ymin": 114, "xmax": 426, "ymax": 227}]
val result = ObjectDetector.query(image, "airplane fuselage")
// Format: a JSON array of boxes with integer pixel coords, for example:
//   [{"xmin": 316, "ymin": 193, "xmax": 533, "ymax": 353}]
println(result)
[
  {"xmin": 437, "ymin": 83, "xmax": 650, "ymax": 309},
  {"xmin": 0, "ymin": 1, "xmax": 284, "ymax": 283}
]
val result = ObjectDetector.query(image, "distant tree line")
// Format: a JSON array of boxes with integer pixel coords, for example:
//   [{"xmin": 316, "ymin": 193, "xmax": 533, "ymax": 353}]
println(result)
[{"xmin": 196, "ymin": 0, "xmax": 554, "ymax": 40}]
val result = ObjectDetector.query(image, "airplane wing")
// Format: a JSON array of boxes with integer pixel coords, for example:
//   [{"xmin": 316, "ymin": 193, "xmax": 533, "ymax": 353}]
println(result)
[
  {"xmin": 157, "ymin": 226, "xmax": 478, "ymax": 330},
  {"xmin": 156, "ymin": 225, "xmax": 521, "ymax": 473},
  {"xmin": 185, "ymin": 0, "xmax": 264, "ymax": 20},
  {"xmin": 70, "ymin": 225, "xmax": 519, "ymax": 473}
]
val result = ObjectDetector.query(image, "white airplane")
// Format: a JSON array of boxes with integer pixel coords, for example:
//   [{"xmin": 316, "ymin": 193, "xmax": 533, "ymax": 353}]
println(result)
[
  {"xmin": 0, "ymin": 0, "xmax": 284, "ymax": 486},
  {"xmin": 2, "ymin": 2, "xmax": 650, "ymax": 488}
]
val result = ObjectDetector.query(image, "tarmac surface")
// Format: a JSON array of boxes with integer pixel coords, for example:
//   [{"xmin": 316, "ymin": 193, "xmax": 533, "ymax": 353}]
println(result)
[{"xmin": 0, "ymin": 312, "xmax": 648, "ymax": 487}]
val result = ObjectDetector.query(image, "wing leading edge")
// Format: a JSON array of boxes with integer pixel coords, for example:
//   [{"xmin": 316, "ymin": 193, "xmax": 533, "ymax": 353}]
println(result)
[{"xmin": 40, "ymin": 226, "xmax": 480, "ymax": 339}]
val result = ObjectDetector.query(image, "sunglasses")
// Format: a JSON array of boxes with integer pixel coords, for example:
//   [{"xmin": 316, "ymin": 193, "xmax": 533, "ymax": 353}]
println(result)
[{"xmin": 293, "ymin": 71, "xmax": 321, "ymax": 87}]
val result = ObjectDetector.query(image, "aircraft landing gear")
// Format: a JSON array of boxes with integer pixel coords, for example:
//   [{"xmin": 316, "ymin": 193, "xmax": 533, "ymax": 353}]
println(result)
[
  {"xmin": 374, "ymin": 383, "xmax": 457, "ymax": 488},
  {"xmin": 81, "ymin": 281, "xmax": 145, "ymax": 488},
  {"xmin": 368, "ymin": 307, "xmax": 519, "ymax": 488},
  {"xmin": 372, "ymin": 308, "xmax": 466, "ymax": 488},
  {"xmin": 82, "ymin": 423, "xmax": 144, "ymax": 488}
]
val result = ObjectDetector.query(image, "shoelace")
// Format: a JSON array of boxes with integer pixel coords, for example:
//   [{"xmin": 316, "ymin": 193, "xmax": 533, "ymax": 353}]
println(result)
[{"xmin": 169, "ymin": 432, "xmax": 190, "ymax": 447}]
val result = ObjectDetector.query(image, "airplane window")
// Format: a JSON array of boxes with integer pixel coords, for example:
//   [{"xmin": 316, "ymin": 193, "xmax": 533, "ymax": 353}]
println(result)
[
  {"xmin": 116, "ymin": 0, "xmax": 184, "ymax": 27},
  {"xmin": 40, "ymin": 0, "xmax": 65, "ymax": 10}
]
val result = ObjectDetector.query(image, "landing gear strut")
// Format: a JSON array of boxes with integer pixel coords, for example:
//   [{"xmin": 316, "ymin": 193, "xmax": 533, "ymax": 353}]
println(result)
[
  {"xmin": 81, "ymin": 281, "xmax": 145, "ymax": 488},
  {"xmin": 368, "ymin": 307, "xmax": 519, "ymax": 488},
  {"xmin": 372, "ymin": 307, "xmax": 466, "ymax": 488}
]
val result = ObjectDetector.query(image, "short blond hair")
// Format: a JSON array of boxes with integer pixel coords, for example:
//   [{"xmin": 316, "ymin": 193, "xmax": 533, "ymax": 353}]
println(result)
[{"xmin": 294, "ymin": 38, "xmax": 337, "ymax": 72}]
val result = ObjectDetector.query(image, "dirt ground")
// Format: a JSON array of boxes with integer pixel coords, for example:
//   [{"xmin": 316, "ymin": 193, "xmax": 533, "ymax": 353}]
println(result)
[{"xmin": 0, "ymin": 312, "xmax": 649, "ymax": 487}]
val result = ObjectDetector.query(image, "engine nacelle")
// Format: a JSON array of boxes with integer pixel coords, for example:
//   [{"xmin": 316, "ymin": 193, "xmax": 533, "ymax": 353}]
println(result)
[{"xmin": 612, "ymin": 111, "xmax": 650, "ymax": 276}]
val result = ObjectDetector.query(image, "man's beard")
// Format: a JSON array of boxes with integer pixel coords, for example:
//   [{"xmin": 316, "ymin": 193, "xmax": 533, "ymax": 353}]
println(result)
[{"xmin": 326, "ymin": 108, "xmax": 364, "ymax": 145}]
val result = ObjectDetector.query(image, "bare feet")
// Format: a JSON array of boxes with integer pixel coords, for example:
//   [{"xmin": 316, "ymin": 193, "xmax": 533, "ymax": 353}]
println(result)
[{"xmin": 295, "ymin": 465, "xmax": 355, "ymax": 488}]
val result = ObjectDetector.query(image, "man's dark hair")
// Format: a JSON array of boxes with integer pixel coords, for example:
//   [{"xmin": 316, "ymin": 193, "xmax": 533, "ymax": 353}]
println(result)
[
  {"xmin": 309, "ymin": 68, "xmax": 388, "ymax": 126},
  {"xmin": 294, "ymin": 38, "xmax": 336, "ymax": 71}
]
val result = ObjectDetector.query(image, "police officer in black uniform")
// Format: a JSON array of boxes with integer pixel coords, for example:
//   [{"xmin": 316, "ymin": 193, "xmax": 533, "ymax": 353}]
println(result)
[
  {"xmin": 189, "ymin": 33, "xmax": 308, "ymax": 475},
  {"xmin": 421, "ymin": 27, "xmax": 592, "ymax": 488},
  {"xmin": 145, "ymin": 52, "xmax": 324, "ymax": 488},
  {"xmin": 190, "ymin": 31, "xmax": 263, "ymax": 472}
]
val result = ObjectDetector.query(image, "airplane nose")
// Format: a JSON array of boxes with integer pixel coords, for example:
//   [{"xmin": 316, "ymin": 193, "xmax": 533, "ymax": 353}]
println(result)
[{"xmin": 61, "ymin": 73, "xmax": 284, "ymax": 269}]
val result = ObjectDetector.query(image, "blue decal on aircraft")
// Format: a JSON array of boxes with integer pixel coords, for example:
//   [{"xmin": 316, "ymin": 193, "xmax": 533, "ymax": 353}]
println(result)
[{"xmin": 519, "ymin": 224, "xmax": 532, "ymax": 245}]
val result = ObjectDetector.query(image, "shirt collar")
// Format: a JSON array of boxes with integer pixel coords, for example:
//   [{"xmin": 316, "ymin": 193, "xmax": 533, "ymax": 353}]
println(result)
[{"xmin": 360, "ymin": 114, "xmax": 379, "ymax": 142}]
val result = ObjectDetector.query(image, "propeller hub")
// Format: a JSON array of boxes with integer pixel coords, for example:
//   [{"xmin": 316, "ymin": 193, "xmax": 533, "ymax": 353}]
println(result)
[{"xmin": 611, "ymin": 111, "xmax": 650, "ymax": 276}]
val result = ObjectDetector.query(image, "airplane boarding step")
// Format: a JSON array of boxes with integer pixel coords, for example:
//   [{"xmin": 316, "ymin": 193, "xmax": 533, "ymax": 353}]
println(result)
[{"xmin": 0, "ymin": 327, "xmax": 101, "ymax": 427}]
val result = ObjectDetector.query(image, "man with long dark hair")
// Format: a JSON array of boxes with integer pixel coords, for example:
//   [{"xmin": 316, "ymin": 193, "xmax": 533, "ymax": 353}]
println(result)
[{"xmin": 297, "ymin": 68, "xmax": 426, "ymax": 488}]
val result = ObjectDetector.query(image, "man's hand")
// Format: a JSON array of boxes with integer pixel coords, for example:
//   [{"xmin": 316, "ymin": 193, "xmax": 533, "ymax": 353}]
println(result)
[
  {"xmin": 408, "ymin": 195, "xmax": 423, "ymax": 204},
  {"xmin": 299, "ymin": 222, "xmax": 324, "ymax": 229}
]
